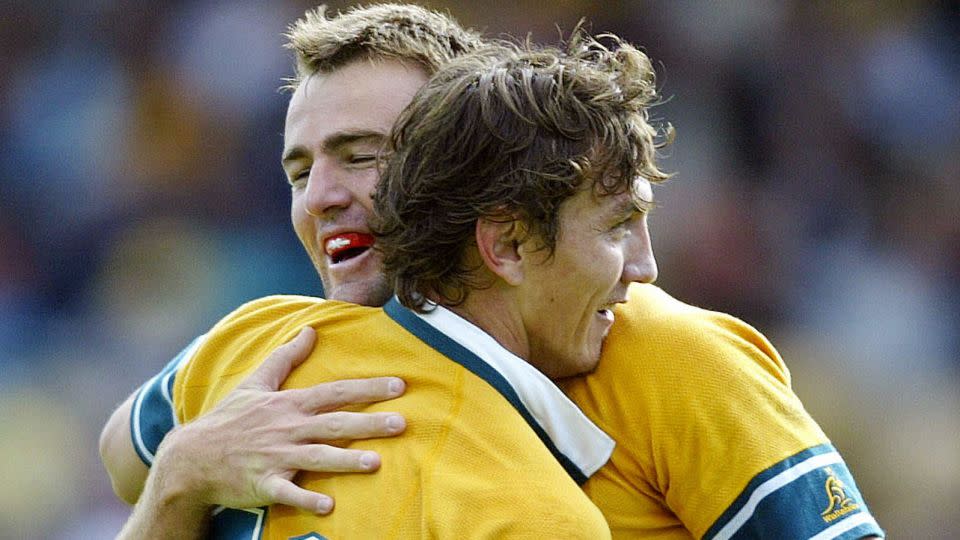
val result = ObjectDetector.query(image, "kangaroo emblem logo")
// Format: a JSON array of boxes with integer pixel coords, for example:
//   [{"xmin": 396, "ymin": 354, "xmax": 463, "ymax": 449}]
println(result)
[{"xmin": 820, "ymin": 467, "xmax": 859, "ymax": 523}]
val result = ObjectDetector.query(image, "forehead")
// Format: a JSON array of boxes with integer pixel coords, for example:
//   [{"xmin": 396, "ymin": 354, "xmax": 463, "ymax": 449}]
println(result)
[
  {"xmin": 283, "ymin": 58, "xmax": 429, "ymax": 154},
  {"xmin": 565, "ymin": 177, "xmax": 654, "ymax": 219},
  {"xmin": 597, "ymin": 176, "xmax": 655, "ymax": 208}
]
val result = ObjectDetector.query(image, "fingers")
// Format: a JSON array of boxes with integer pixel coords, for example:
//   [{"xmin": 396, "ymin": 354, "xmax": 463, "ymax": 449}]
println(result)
[
  {"xmin": 261, "ymin": 445, "xmax": 387, "ymax": 514},
  {"xmin": 291, "ymin": 377, "xmax": 405, "ymax": 412},
  {"xmin": 288, "ymin": 444, "xmax": 383, "ymax": 474},
  {"xmin": 261, "ymin": 475, "xmax": 334, "ymax": 515},
  {"xmin": 240, "ymin": 327, "xmax": 317, "ymax": 391},
  {"xmin": 293, "ymin": 411, "xmax": 406, "ymax": 441}
]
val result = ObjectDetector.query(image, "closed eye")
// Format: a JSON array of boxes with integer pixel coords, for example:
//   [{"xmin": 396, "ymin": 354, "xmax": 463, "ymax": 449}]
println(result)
[
  {"xmin": 287, "ymin": 168, "xmax": 309, "ymax": 187},
  {"xmin": 347, "ymin": 154, "xmax": 376, "ymax": 166}
]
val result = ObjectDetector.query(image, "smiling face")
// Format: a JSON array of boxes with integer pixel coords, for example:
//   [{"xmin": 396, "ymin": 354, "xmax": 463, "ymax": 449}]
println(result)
[
  {"xmin": 517, "ymin": 178, "xmax": 658, "ymax": 379},
  {"xmin": 282, "ymin": 58, "xmax": 428, "ymax": 306}
]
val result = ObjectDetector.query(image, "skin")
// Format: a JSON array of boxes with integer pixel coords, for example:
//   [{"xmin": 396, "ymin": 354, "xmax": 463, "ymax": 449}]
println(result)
[
  {"xmin": 99, "ymin": 351, "xmax": 408, "ymax": 507},
  {"xmin": 104, "ymin": 58, "xmax": 427, "ymax": 519},
  {"xmin": 457, "ymin": 182, "xmax": 658, "ymax": 379},
  {"xmin": 110, "ymin": 56, "xmax": 657, "ymax": 537},
  {"xmin": 283, "ymin": 58, "xmax": 429, "ymax": 307},
  {"xmin": 106, "ymin": 53, "xmax": 877, "ymax": 539},
  {"xmin": 112, "ymin": 329, "xmax": 408, "ymax": 538},
  {"xmin": 514, "ymin": 182, "xmax": 657, "ymax": 378}
]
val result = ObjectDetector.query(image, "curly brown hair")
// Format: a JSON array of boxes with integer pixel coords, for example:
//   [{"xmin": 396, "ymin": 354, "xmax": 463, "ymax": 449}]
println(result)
[
  {"xmin": 282, "ymin": 3, "xmax": 482, "ymax": 90},
  {"xmin": 373, "ymin": 32, "xmax": 674, "ymax": 311}
]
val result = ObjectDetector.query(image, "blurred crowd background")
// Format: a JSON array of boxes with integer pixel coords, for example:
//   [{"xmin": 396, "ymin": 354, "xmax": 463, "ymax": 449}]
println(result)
[{"xmin": 1, "ymin": 0, "xmax": 958, "ymax": 537}]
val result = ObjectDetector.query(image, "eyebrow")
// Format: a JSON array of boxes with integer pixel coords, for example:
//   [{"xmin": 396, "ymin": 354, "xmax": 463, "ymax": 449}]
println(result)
[{"xmin": 281, "ymin": 130, "xmax": 386, "ymax": 165}]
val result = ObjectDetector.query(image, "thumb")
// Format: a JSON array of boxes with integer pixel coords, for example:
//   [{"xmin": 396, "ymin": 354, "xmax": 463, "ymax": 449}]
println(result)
[{"xmin": 239, "ymin": 327, "xmax": 317, "ymax": 391}]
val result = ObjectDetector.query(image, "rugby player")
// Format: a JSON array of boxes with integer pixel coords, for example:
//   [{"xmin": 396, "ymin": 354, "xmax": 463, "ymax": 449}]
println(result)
[
  {"xmin": 103, "ymin": 4, "xmax": 883, "ymax": 539},
  {"xmin": 114, "ymin": 17, "xmax": 664, "ymax": 539}
]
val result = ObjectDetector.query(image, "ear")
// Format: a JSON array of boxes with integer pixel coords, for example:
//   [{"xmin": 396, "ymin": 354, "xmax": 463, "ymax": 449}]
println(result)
[{"xmin": 475, "ymin": 217, "xmax": 525, "ymax": 286}]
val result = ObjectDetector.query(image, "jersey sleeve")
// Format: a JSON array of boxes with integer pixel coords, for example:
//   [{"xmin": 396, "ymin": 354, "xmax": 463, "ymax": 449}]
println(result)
[
  {"xmin": 568, "ymin": 285, "xmax": 884, "ymax": 539},
  {"xmin": 130, "ymin": 295, "xmax": 326, "ymax": 466},
  {"xmin": 129, "ymin": 335, "xmax": 206, "ymax": 466},
  {"xmin": 683, "ymin": 315, "xmax": 884, "ymax": 540},
  {"xmin": 657, "ymin": 311, "xmax": 883, "ymax": 539},
  {"xmin": 704, "ymin": 444, "xmax": 883, "ymax": 539}
]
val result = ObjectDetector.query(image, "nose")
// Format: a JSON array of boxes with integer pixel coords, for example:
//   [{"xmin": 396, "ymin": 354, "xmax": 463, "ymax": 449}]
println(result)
[
  {"xmin": 303, "ymin": 158, "xmax": 353, "ymax": 217},
  {"xmin": 621, "ymin": 218, "xmax": 658, "ymax": 285}
]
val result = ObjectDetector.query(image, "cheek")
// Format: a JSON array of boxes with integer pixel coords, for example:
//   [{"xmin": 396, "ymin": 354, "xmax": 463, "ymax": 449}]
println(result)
[
  {"xmin": 290, "ymin": 207, "xmax": 307, "ymax": 238},
  {"xmin": 570, "ymin": 245, "xmax": 619, "ymax": 282},
  {"xmin": 289, "ymin": 192, "xmax": 303, "ymax": 219},
  {"xmin": 356, "ymin": 171, "xmax": 379, "ymax": 206},
  {"xmin": 290, "ymin": 193, "xmax": 311, "ymax": 225},
  {"xmin": 598, "ymin": 244, "xmax": 625, "ymax": 277},
  {"xmin": 290, "ymin": 203, "xmax": 317, "ymax": 251}
]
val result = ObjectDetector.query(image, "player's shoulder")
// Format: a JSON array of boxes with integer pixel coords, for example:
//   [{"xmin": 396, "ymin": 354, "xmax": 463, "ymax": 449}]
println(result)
[
  {"xmin": 206, "ymin": 294, "xmax": 380, "ymax": 338},
  {"xmin": 218, "ymin": 294, "xmax": 353, "ymax": 322},
  {"xmin": 233, "ymin": 293, "xmax": 324, "ymax": 311},
  {"xmin": 177, "ymin": 296, "xmax": 380, "ymax": 395},
  {"xmin": 206, "ymin": 294, "xmax": 320, "ymax": 330},
  {"xmin": 620, "ymin": 283, "xmax": 771, "ymax": 344},
  {"xmin": 610, "ymin": 284, "xmax": 789, "ymax": 385}
]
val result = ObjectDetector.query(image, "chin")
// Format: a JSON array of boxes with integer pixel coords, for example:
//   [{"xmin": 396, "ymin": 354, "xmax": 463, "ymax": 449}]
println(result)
[
  {"xmin": 579, "ymin": 351, "xmax": 602, "ymax": 375},
  {"xmin": 552, "ymin": 350, "xmax": 601, "ymax": 379},
  {"xmin": 325, "ymin": 280, "xmax": 393, "ymax": 307}
]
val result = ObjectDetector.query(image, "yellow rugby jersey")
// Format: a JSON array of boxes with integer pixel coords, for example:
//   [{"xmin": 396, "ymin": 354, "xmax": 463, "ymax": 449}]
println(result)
[
  {"xmin": 561, "ymin": 284, "xmax": 883, "ymax": 539},
  {"xmin": 166, "ymin": 295, "xmax": 612, "ymax": 539}
]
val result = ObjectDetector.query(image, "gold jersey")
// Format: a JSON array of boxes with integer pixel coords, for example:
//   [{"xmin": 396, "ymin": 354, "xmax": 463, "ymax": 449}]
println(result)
[
  {"xmin": 166, "ymin": 295, "xmax": 612, "ymax": 539},
  {"xmin": 561, "ymin": 284, "xmax": 883, "ymax": 539}
]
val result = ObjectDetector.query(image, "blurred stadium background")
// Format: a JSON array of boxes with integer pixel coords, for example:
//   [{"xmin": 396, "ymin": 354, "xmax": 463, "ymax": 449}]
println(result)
[{"xmin": 1, "ymin": 1, "xmax": 958, "ymax": 537}]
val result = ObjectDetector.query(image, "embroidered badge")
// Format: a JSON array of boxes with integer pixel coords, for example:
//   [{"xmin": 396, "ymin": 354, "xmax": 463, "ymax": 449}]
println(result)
[{"xmin": 820, "ymin": 467, "xmax": 860, "ymax": 523}]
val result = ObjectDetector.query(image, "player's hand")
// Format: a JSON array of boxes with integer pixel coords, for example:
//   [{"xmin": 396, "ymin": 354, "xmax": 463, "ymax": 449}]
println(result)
[{"xmin": 151, "ymin": 327, "xmax": 406, "ymax": 514}]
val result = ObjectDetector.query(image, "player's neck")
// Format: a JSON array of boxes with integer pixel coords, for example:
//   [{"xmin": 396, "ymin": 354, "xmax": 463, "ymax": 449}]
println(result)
[{"xmin": 445, "ymin": 288, "xmax": 530, "ymax": 363}]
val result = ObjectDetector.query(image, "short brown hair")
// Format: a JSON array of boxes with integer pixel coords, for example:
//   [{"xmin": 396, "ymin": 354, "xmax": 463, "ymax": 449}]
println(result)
[
  {"xmin": 374, "ymin": 33, "xmax": 673, "ymax": 311},
  {"xmin": 283, "ymin": 3, "xmax": 482, "ymax": 90}
]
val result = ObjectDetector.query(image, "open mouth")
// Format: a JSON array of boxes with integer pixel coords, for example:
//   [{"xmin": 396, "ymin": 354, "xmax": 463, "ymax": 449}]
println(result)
[{"xmin": 325, "ymin": 233, "xmax": 375, "ymax": 265}]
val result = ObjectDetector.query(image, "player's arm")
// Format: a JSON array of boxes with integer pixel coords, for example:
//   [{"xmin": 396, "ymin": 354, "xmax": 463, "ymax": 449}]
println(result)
[
  {"xmin": 100, "ymin": 334, "xmax": 208, "ymax": 505},
  {"xmin": 101, "ymin": 328, "xmax": 407, "ymax": 509},
  {"xmin": 100, "ymin": 392, "xmax": 148, "ymax": 504},
  {"xmin": 116, "ymin": 327, "xmax": 409, "ymax": 539}
]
